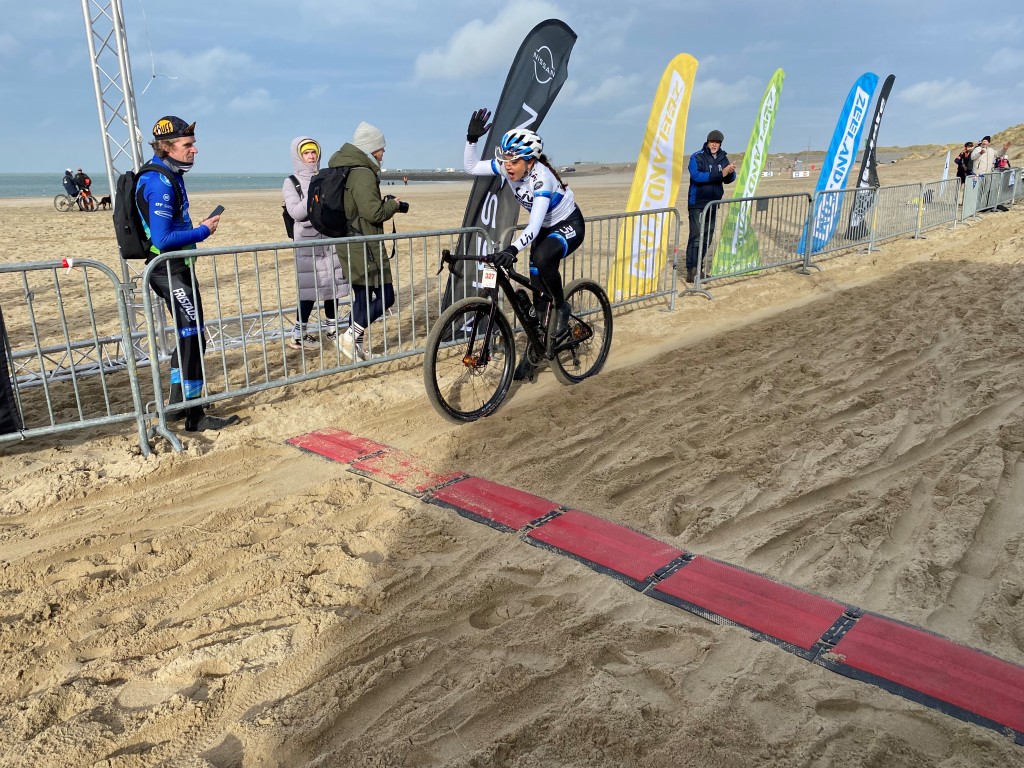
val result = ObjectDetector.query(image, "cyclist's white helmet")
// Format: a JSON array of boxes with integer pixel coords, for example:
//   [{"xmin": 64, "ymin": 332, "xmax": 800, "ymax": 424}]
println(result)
[
  {"xmin": 495, "ymin": 129, "xmax": 543, "ymax": 162},
  {"xmin": 65, "ymin": 168, "xmax": 73, "ymax": 174}
]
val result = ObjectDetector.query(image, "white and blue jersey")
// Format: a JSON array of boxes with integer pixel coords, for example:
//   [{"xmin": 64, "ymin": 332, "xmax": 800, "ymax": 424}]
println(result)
[{"xmin": 464, "ymin": 141, "xmax": 578, "ymax": 254}]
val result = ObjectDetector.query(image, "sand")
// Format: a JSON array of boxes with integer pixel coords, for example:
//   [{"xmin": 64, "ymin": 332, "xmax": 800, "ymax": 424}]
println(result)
[{"xmin": 3, "ymin": 157, "xmax": 1024, "ymax": 767}]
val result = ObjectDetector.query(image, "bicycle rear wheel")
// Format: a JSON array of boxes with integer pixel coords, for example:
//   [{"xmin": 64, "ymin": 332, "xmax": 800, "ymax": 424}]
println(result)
[
  {"xmin": 423, "ymin": 297, "xmax": 515, "ymax": 423},
  {"xmin": 551, "ymin": 278, "xmax": 613, "ymax": 385},
  {"xmin": 54, "ymin": 194, "xmax": 73, "ymax": 213}
]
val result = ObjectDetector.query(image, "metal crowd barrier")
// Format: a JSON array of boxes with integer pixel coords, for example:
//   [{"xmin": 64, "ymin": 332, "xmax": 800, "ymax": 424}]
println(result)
[
  {"xmin": 0, "ymin": 175, "xmax": 1012, "ymax": 454},
  {"xmin": 869, "ymin": 182, "xmax": 928, "ymax": 247},
  {"xmin": 918, "ymin": 179, "xmax": 961, "ymax": 234},
  {"xmin": 0, "ymin": 259, "xmax": 151, "ymax": 455},
  {"xmin": 961, "ymin": 169, "xmax": 1020, "ymax": 221},
  {"xmin": 686, "ymin": 193, "xmax": 813, "ymax": 295},
  {"xmin": 684, "ymin": 175, "xmax": 969, "ymax": 299},
  {"xmin": 144, "ymin": 227, "xmax": 487, "ymax": 450},
  {"xmin": 502, "ymin": 207, "xmax": 682, "ymax": 309}
]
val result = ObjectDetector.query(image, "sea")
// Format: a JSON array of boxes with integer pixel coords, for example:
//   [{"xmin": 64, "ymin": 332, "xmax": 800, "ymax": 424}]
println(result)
[
  {"xmin": 2, "ymin": 172, "xmax": 447, "ymax": 199},
  {"xmin": 1, "ymin": 173, "xmax": 292, "ymax": 199}
]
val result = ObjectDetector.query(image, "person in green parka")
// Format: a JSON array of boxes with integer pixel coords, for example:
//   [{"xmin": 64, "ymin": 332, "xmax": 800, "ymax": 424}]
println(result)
[{"xmin": 328, "ymin": 121, "xmax": 409, "ymax": 361}]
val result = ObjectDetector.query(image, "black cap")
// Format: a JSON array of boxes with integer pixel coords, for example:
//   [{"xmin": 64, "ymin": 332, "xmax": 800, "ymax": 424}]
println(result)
[
  {"xmin": 707, "ymin": 129, "xmax": 724, "ymax": 143},
  {"xmin": 152, "ymin": 115, "xmax": 196, "ymax": 141}
]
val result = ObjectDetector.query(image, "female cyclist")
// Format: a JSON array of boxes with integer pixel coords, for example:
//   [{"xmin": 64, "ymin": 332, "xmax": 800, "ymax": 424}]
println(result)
[{"xmin": 463, "ymin": 108, "xmax": 585, "ymax": 378}]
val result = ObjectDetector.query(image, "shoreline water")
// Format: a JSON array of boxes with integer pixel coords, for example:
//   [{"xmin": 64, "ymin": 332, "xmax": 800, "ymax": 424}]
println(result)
[{"xmin": 0, "ymin": 172, "xmax": 479, "ymax": 199}]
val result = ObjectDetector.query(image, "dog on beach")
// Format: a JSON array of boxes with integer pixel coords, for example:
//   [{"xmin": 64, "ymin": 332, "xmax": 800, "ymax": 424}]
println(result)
[{"xmin": 98, "ymin": 195, "xmax": 112, "ymax": 210}]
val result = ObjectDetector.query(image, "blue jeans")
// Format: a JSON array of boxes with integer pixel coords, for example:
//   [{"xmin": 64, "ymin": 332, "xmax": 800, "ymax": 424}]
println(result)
[
  {"xmin": 350, "ymin": 283, "xmax": 395, "ymax": 329},
  {"xmin": 686, "ymin": 205, "xmax": 717, "ymax": 271}
]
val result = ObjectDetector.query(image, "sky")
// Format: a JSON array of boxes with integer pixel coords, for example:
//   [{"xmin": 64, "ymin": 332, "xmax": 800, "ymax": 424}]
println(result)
[{"xmin": 1, "ymin": 0, "xmax": 1022, "ymax": 175}]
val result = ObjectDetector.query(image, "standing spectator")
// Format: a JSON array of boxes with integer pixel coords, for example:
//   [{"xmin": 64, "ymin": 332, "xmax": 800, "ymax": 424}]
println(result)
[
  {"xmin": 136, "ymin": 115, "xmax": 238, "ymax": 432},
  {"xmin": 283, "ymin": 136, "xmax": 350, "ymax": 350},
  {"xmin": 327, "ymin": 122, "xmax": 408, "ymax": 361},
  {"xmin": 954, "ymin": 141, "xmax": 975, "ymax": 183},
  {"xmin": 62, "ymin": 168, "xmax": 79, "ymax": 197},
  {"xmin": 970, "ymin": 135, "xmax": 1012, "ymax": 175},
  {"xmin": 685, "ymin": 129, "xmax": 737, "ymax": 283}
]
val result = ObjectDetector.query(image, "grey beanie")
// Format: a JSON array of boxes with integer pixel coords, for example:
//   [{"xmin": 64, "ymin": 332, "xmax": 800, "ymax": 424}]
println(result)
[
  {"xmin": 707, "ymin": 129, "xmax": 724, "ymax": 143},
  {"xmin": 353, "ymin": 121, "xmax": 386, "ymax": 155}
]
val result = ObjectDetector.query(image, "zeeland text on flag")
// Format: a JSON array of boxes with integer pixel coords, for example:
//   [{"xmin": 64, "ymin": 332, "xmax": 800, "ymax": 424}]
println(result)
[
  {"xmin": 845, "ymin": 73, "xmax": 894, "ymax": 241},
  {"xmin": 798, "ymin": 71, "xmax": 879, "ymax": 255},
  {"xmin": 610, "ymin": 53, "xmax": 698, "ymax": 302},
  {"xmin": 443, "ymin": 19, "xmax": 577, "ymax": 311},
  {"xmin": 712, "ymin": 68, "xmax": 785, "ymax": 274}
]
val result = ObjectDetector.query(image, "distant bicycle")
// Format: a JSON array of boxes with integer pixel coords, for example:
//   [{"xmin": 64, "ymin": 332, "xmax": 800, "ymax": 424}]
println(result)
[
  {"xmin": 54, "ymin": 188, "xmax": 96, "ymax": 213},
  {"xmin": 423, "ymin": 249, "xmax": 613, "ymax": 423}
]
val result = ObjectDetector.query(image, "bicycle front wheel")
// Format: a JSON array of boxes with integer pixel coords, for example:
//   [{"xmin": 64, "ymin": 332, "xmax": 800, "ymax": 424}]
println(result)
[
  {"xmin": 551, "ymin": 278, "xmax": 614, "ymax": 385},
  {"xmin": 423, "ymin": 297, "xmax": 515, "ymax": 424},
  {"xmin": 54, "ymin": 195, "xmax": 73, "ymax": 213},
  {"xmin": 81, "ymin": 194, "xmax": 96, "ymax": 212}
]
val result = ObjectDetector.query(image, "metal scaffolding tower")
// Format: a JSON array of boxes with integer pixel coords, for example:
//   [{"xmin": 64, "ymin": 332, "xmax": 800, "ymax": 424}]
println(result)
[{"xmin": 80, "ymin": 0, "xmax": 145, "ymax": 209}]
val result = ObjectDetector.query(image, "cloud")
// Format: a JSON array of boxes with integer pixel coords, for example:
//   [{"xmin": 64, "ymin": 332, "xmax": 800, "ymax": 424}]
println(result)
[
  {"xmin": 690, "ymin": 76, "xmax": 763, "ymax": 110},
  {"xmin": 986, "ymin": 47, "xmax": 1024, "ymax": 74},
  {"xmin": 413, "ymin": 1, "xmax": 561, "ymax": 81},
  {"xmin": 900, "ymin": 78, "xmax": 970, "ymax": 110},
  {"xmin": 566, "ymin": 73, "xmax": 644, "ymax": 107},
  {"xmin": 0, "ymin": 32, "xmax": 18, "ymax": 58},
  {"xmin": 228, "ymin": 88, "xmax": 274, "ymax": 112},
  {"xmin": 155, "ymin": 47, "xmax": 255, "ymax": 92}
]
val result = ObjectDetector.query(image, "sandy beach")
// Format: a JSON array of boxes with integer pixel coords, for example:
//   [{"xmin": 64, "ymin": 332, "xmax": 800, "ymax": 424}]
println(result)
[{"xmin": 3, "ymin": 155, "xmax": 1024, "ymax": 767}]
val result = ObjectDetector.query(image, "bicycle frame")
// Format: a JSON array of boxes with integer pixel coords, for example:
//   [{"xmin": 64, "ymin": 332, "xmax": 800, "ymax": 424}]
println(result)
[{"xmin": 439, "ymin": 250, "xmax": 576, "ymax": 362}]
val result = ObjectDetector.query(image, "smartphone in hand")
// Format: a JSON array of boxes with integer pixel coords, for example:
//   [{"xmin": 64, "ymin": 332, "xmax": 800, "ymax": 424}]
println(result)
[{"xmin": 207, "ymin": 205, "xmax": 225, "ymax": 219}]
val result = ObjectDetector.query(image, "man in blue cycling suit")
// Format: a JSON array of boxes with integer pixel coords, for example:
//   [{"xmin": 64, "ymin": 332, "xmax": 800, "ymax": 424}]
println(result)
[{"xmin": 136, "ymin": 115, "xmax": 238, "ymax": 432}]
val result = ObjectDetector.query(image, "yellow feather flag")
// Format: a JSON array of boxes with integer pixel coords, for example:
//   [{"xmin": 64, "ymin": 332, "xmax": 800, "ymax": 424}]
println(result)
[{"xmin": 610, "ymin": 53, "xmax": 698, "ymax": 301}]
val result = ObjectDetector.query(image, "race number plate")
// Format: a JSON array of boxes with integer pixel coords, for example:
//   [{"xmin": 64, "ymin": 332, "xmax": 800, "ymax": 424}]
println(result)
[{"xmin": 480, "ymin": 268, "xmax": 498, "ymax": 288}]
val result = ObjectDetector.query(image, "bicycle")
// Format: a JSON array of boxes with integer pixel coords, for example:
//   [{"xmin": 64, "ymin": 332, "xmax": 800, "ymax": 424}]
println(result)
[
  {"xmin": 423, "ymin": 249, "xmax": 613, "ymax": 423},
  {"xmin": 53, "ymin": 189, "xmax": 96, "ymax": 213}
]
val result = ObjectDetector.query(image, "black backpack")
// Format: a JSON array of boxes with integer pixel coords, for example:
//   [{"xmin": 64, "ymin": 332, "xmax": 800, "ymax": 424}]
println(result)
[
  {"xmin": 113, "ymin": 163, "xmax": 180, "ymax": 259},
  {"xmin": 307, "ymin": 165, "xmax": 357, "ymax": 238},
  {"xmin": 282, "ymin": 175, "xmax": 301, "ymax": 239}
]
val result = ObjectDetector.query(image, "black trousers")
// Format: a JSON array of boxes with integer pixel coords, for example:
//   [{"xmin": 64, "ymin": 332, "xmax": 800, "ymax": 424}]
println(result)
[{"xmin": 149, "ymin": 262, "xmax": 206, "ymax": 399}]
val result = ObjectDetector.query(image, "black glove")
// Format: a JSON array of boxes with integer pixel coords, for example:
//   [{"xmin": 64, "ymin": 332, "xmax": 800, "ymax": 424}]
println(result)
[
  {"xmin": 488, "ymin": 245, "xmax": 517, "ymax": 269},
  {"xmin": 467, "ymin": 108, "xmax": 492, "ymax": 143}
]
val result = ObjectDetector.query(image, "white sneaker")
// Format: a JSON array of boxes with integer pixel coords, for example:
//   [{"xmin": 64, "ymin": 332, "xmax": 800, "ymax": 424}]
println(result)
[
  {"xmin": 338, "ymin": 328, "xmax": 365, "ymax": 361},
  {"xmin": 287, "ymin": 334, "xmax": 319, "ymax": 350}
]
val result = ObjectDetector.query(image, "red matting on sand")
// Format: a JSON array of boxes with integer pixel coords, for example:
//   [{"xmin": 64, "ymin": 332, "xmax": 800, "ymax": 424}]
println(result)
[
  {"xmin": 288, "ymin": 428, "xmax": 1024, "ymax": 743},
  {"xmin": 428, "ymin": 476, "xmax": 560, "ymax": 531},
  {"xmin": 833, "ymin": 614, "xmax": 1024, "ymax": 734},
  {"xmin": 653, "ymin": 557, "xmax": 846, "ymax": 651},
  {"xmin": 527, "ymin": 509, "xmax": 684, "ymax": 584},
  {"xmin": 287, "ymin": 429, "xmax": 386, "ymax": 463},
  {"xmin": 350, "ymin": 449, "xmax": 465, "ymax": 495}
]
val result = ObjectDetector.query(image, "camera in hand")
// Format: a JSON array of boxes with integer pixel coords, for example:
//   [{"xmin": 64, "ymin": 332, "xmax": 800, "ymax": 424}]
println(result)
[{"xmin": 385, "ymin": 194, "xmax": 410, "ymax": 213}]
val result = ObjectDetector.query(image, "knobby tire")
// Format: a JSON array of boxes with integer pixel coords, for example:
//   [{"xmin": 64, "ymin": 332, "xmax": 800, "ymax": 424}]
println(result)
[
  {"xmin": 550, "ymin": 278, "xmax": 614, "ymax": 385},
  {"xmin": 423, "ymin": 297, "xmax": 515, "ymax": 423}
]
